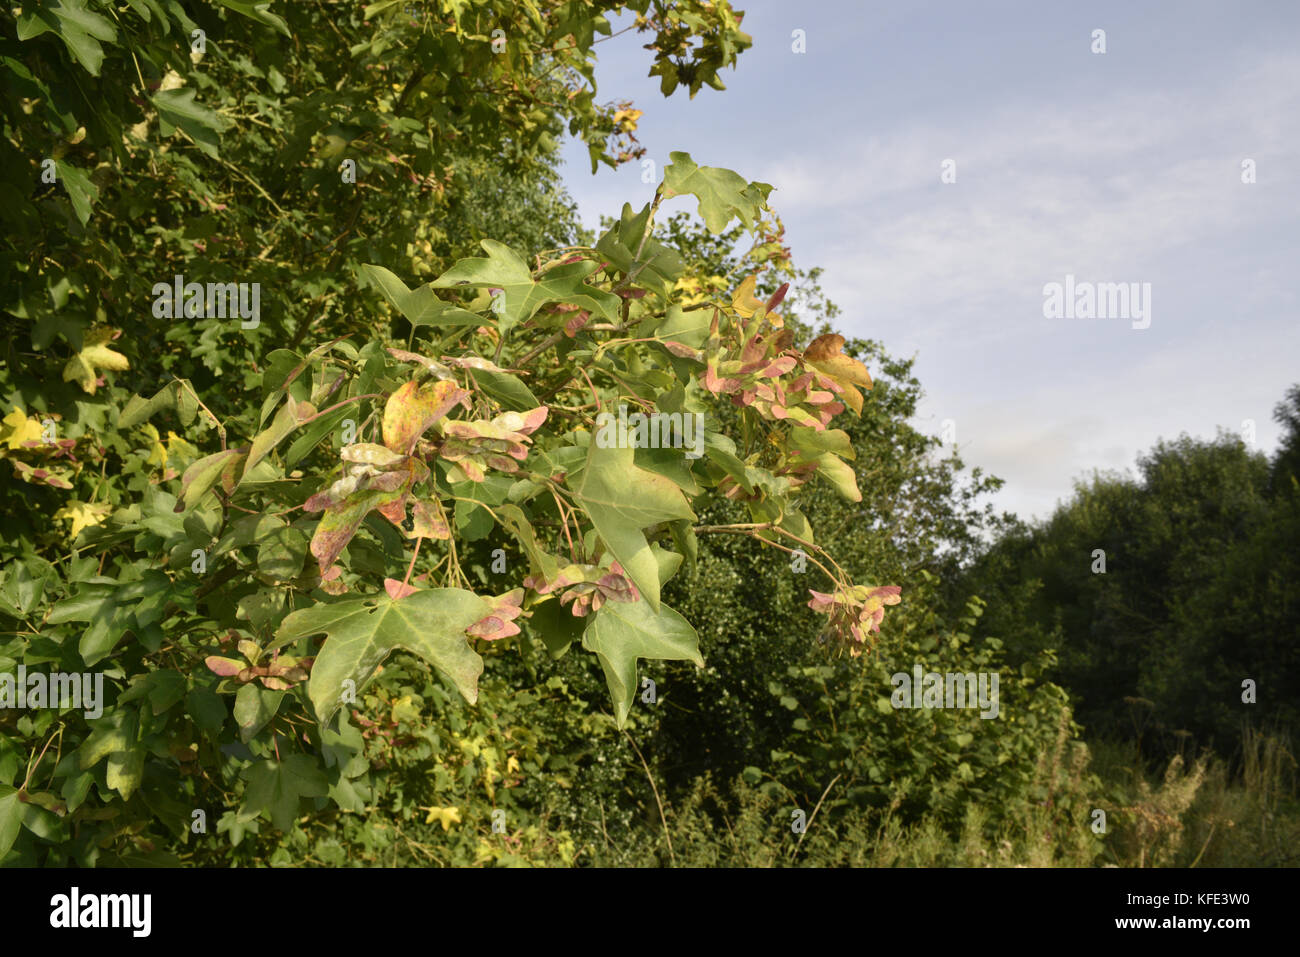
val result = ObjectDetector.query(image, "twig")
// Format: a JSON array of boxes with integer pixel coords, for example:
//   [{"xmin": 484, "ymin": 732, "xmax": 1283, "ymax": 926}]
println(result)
[
  {"xmin": 790, "ymin": 773, "xmax": 841, "ymax": 864},
  {"xmin": 624, "ymin": 729, "xmax": 676, "ymax": 867}
]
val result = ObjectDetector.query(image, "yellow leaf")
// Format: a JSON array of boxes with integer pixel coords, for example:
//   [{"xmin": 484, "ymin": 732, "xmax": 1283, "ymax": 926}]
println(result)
[
  {"xmin": 63, "ymin": 327, "xmax": 129, "ymax": 395},
  {"xmin": 803, "ymin": 333, "xmax": 873, "ymax": 415},
  {"xmin": 731, "ymin": 274, "xmax": 764, "ymax": 318},
  {"xmin": 1, "ymin": 409, "xmax": 44, "ymax": 450},
  {"xmin": 612, "ymin": 108, "xmax": 642, "ymax": 132},
  {"xmin": 54, "ymin": 501, "xmax": 111, "ymax": 538},
  {"xmin": 422, "ymin": 805, "xmax": 461, "ymax": 830},
  {"xmin": 166, "ymin": 431, "xmax": 198, "ymax": 461},
  {"xmin": 143, "ymin": 423, "xmax": 168, "ymax": 467},
  {"xmin": 506, "ymin": 756, "xmax": 521, "ymax": 774}
]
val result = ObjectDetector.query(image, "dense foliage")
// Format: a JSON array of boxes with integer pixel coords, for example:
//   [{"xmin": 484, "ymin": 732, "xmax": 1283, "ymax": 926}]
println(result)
[
  {"xmin": 1, "ymin": 1, "xmax": 1293, "ymax": 869},
  {"xmin": 960, "ymin": 396, "xmax": 1300, "ymax": 759}
]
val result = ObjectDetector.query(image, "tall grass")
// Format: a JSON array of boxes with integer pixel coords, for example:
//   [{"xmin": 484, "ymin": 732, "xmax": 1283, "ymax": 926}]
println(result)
[{"xmin": 580, "ymin": 727, "xmax": 1298, "ymax": 867}]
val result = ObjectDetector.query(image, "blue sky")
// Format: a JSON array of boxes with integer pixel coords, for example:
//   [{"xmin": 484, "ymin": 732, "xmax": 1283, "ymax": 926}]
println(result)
[{"xmin": 556, "ymin": 0, "xmax": 1300, "ymax": 521}]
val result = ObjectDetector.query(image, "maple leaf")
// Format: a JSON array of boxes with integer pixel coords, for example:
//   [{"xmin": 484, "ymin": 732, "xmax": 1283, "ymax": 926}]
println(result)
[
  {"xmin": 274, "ymin": 588, "xmax": 491, "ymax": 724},
  {"xmin": 430, "ymin": 239, "xmax": 620, "ymax": 334},
  {"xmin": 662, "ymin": 151, "xmax": 773, "ymax": 234},
  {"xmin": 581, "ymin": 598, "xmax": 703, "ymax": 728},
  {"xmin": 422, "ymin": 805, "xmax": 461, "ymax": 830},
  {"xmin": 1, "ymin": 409, "xmax": 44, "ymax": 450},
  {"xmin": 54, "ymin": 501, "xmax": 111, "ymax": 537},
  {"xmin": 62, "ymin": 326, "xmax": 128, "ymax": 395},
  {"xmin": 382, "ymin": 378, "xmax": 470, "ymax": 455},
  {"xmin": 802, "ymin": 334, "xmax": 873, "ymax": 415},
  {"xmin": 570, "ymin": 427, "xmax": 696, "ymax": 614}
]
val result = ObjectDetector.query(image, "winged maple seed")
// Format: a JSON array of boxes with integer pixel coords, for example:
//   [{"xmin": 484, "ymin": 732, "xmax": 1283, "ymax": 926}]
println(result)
[
  {"xmin": 205, "ymin": 639, "xmax": 314, "ymax": 690},
  {"xmin": 466, "ymin": 588, "xmax": 525, "ymax": 640},
  {"xmin": 700, "ymin": 284, "xmax": 874, "ymax": 430},
  {"xmin": 435, "ymin": 406, "xmax": 548, "ymax": 483},
  {"xmin": 523, "ymin": 561, "xmax": 640, "ymax": 617},
  {"xmin": 807, "ymin": 585, "xmax": 903, "ymax": 657}
]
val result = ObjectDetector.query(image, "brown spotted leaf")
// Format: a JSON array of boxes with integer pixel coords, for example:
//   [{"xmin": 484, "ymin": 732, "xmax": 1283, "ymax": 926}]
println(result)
[{"xmin": 382, "ymin": 379, "xmax": 470, "ymax": 455}]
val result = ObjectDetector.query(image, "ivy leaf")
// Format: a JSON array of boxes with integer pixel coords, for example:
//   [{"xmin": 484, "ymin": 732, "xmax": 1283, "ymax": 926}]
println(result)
[
  {"xmin": 662, "ymin": 152, "xmax": 773, "ymax": 234},
  {"xmin": 581, "ymin": 598, "xmax": 704, "ymax": 728},
  {"xmin": 431, "ymin": 239, "xmax": 620, "ymax": 335},
  {"xmin": 275, "ymin": 588, "xmax": 491, "ymax": 725},
  {"xmin": 62, "ymin": 326, "xmax": 128, "ymax": 394},
  {"xmin": 571, "ymin": 427, "xmax": 695, "ymax": 613},
  {"xmin": 360, "ymin": 264, "xmax": 483, "ymax": 330}
]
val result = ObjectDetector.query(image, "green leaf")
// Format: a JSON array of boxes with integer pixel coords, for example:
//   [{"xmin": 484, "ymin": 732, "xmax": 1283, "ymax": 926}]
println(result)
[
  {"xmin": 0, "ymin": 787, "xmax": 23, "ymax": 861},
  {"xmin": 642, "ymin": 304, "xmax": 711, "ymax": 349},
  {"xmin": 215, "ymin": 0, "xmax": 291, "ymax": 37},
  {"xmin": 244, "ymin": 394, "xmax": 317, "ymax": 478},
  {"xmin": 662, "ymin": 152, "xmax": 773, "ymax": 234},
  {"xmin": 431, "ymin": 240, "xmax": 620, "ymax": 336},
  {"xmin": 257, "ymin": 525, "xmax": 307, "ymax": 580},
  {"xmin": 284, "ymin": 406, "xmax": 349, "ymax": 468},
  {"xmin": 19, "ymin": 1, "xmax": 117, "ymax": 76},
  {"xmin": 176, "ymin": 447, "xmax": 246, "ymax": 512},
  {"xmin": 54, "ymin": 160, "xmax": 98, "ymax": 225},
  {"xmin": 468, "ymin": 367, "xmax": 539, "ymax": 412},
  {"xmin": 239, "ymin": 756, "xmax": 328, "ymax": 831},
  {"xmin": 581, "ymin": 598, "xmax": 703, "ymax": 727},
  {"xmin": 360, "ymin": 264, "xmax": 482, "ymax": 330},
  {"xmin": 494, "ymin": 504, "xmax": 557, "ymax": 581},
  {"xmin": 595, "ymin": 202, "xmax": 685, "ymax": 299},
  {"xmin": 788, "ymin": 428, "xmax": 862, "ymax": 503},
  {"xmin": 106, "ymin": 748, "xmax": 145, "ymax": 800},
  {"xmin": 151, "ymin": 87, "xmax": 225, "ymax": 158},
  {"xmin": 119, "ymin": 380, "xmax": 183, "ymax": 429},
  {"xmin": 79, "ymin": 709, "xmax": 136, "ymax": 769},
  {"xmin": 275, "ymin": 589, "xmax": 490, "ymax": 724},
  {"xmin": 234, "ymin": 684, "xmax": 284, "ymax": 741},
  {"xmin": 186, "ymin": 687, "xmax": 227, "ymax": 730},
  {"xmin": 571, "ymin": 425, "xmax": 695, "ymax": 613},
  {"xmin": 526, "ymin": 597, "xmax": 584, "ymax": 659}
]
